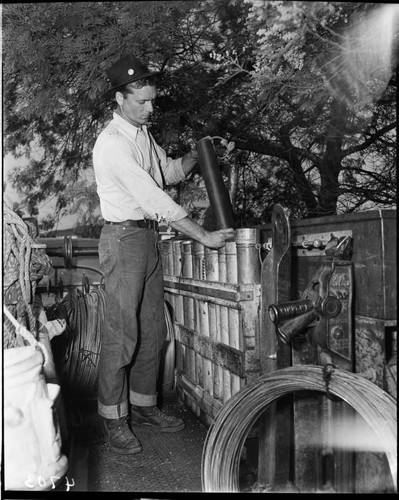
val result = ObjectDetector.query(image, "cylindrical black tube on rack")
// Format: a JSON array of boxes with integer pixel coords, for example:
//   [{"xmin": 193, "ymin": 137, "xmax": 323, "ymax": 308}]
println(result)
[{"xmin": 197, "ymin": 136, "xmax": 236, "ymax": 229}]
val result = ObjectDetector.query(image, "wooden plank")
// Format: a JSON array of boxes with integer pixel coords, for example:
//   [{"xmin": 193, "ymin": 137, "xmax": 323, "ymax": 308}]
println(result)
[
  {"xmin": 164, "ymin": 276, "xmax": 255, "ymax": 302},
  {"xmin": 176, "ymin": 370, "xmax": 223, "ymax": 421},
  {"xmin": 174, "ymin": 322, "xmax": 245, "ymax": 377},
  {"xmin": 165, "ymin": 285, "xmax": 244, "ymax": 310}
]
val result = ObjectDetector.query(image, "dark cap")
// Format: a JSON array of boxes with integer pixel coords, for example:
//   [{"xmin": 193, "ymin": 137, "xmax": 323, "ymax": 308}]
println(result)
[{"xmin": 104, "ymin": 54, "xmax": 160, "ymax": 97}]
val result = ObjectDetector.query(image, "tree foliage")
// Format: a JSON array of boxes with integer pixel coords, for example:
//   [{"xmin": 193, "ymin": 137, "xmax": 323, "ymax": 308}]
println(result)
[{"xmin": 3, "ymin": 1, "xmax": 397, "ymax": 232}]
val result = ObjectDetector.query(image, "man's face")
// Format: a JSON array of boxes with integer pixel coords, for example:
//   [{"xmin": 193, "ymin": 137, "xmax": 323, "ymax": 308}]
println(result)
[{"xmin": 117, "ymin": 85, "xmax": 157, "ymax": 127}]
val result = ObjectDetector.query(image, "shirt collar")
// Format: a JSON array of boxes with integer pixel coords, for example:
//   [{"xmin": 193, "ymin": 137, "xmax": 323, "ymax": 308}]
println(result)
[{"xmin": 112, "ymin": 112, "xmax": 147, "ymax": 138}]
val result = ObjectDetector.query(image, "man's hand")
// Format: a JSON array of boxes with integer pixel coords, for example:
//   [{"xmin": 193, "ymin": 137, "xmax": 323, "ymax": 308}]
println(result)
[
  {"xmin": 202, "ymin": 228, "xmax": 235, "ymax": 249},
  {"xmin": 181, "ymin": 142, "xmax": 199, "ymax": 177},
  {"xmin": 170, "ymin": 217, "xmax": 235, "ymax": 248}
]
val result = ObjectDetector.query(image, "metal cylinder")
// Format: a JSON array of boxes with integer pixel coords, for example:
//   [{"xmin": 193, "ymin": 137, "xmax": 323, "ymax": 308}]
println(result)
[
  {"xmin": 225, "ymin": 238, "xmax": 240, "ymax": 400},
  {"xmin": 172, "ymin": 239, "xmax": 183, "ymax": 278},
  {"xmin": 181, "ymin": 240, "xmax": 195, "ymax": 330},
  {"xmin": 193, "ymin": 241, "xmax": 206, "ymax": 281},
  {"xmin": 269, "ymin": 299, "xmax": 314, "ymax": 323},
  {"xmin": 277, "ymin": 309, "xmax": 319, "ymax": 345},
  {"xmin": 180, "ymin": 239, "xmax": 199, "ymax": 415},
  {"xmin": 181, "ymin": 240, "xmax": 194, "ymax": 277},
  {"xmin": 192, "ymin": 241, "xmax": 211, "ymax": 401},
  {"xmin": 236, "ymin": 228, "xmax": 261, "ymax": 284},
  {"xmin": 197, "ymin": 136, "xmax": 235, "ymax": 229},
  {"xmin": 204, "ymin": 247, "xmax": 218, "ymax": 337},
  {"xmin": 218, "ymin": 246, "xmax": 227, "ymax": 283},
  {"xmin": 225, "ymin": 241, "xmax": 238, "ymax": 284},
  {"xmin": 163, "ymin": 239, "xmax": 174, "ymax": 275},
  {"xmin": 217, "ymin": 245, "xmax": 229, "ymax": 382},
  {"xmin": 205, "ymin": 247, "xmax": 223, "ymax": 401},
  {"xmin": 218, "ymin": 246, "xmax": 230, "ymax": 361},
  {"xmin": 204, "ymin": 247, "xmax": 219, "ymax": 282},
  {"xmin": 172, "ymin": 240, "xmax": 184, "ymax": 323}
]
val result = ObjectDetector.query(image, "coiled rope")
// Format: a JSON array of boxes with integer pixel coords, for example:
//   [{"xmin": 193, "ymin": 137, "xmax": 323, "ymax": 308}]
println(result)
[
  {"xmin": 3, "ymin": 203, "xmax": 53, "ymax": 348},
  {"xmin": 201, "ymin": 365, "xmax": 397, "ymax": 492},
  {"xmin": 60, "ymin": 286, "xmax": 106, "ymax": 399}
]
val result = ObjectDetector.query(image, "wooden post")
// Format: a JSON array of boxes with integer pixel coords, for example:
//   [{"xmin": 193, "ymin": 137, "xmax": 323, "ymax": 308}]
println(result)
[{"xmin": 258, "ymin": 205, "xmax": 292, "ymax": 489}]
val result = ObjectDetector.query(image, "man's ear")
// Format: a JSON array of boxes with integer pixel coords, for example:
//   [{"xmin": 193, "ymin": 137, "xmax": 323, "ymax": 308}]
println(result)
[{"xmin": 115, "ymin": 91, "xmax": 124, "ymax": 106}]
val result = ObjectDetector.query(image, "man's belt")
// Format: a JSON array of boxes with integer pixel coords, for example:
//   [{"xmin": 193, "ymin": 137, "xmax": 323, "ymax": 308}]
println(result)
[{"xmin": 104, "ymin": 219, "xmax": 159, "ymax": 230}]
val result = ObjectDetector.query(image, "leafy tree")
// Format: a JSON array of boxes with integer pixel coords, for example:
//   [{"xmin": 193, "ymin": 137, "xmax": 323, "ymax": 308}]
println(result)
[
  {"xmin": 3, "ymin": 1, "xmax": 197, "ymax": 230},
  {"xmin": 205, "ymin": 1, "xmax": 397, "ymax": 218},
  {"xmin": 3, "ymin": 1, "xmax": 397, "ymax": 232}
]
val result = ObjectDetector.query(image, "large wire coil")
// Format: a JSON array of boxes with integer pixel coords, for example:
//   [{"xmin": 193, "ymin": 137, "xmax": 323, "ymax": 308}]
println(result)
[
  {"xmin": 201, "ymin": 365, "xmax": 397, "ymax": 492},
  {"xmin": 60, "ymin": 289, "xmax": 175, "ymax": 398},
  {"xmin": 61, "ymin": 286, "xmax": 106, "ymax": 399}
]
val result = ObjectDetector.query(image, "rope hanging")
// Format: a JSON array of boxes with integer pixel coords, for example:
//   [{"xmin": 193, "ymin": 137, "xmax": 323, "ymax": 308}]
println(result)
[
  {"xmin": 3, "ymin": 203, "xmax": 53, "ymax": 348},
  {"xmin": 201, "ymin": 365, "xmax": 397, "ymax": 493},
  {"xmin": 3, "ymin": 305, "xmax": 50, "ymax": 365}
]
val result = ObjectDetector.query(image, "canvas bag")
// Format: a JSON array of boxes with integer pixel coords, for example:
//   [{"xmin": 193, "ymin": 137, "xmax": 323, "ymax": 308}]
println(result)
[{"xmin": 4, "ymin": 345, "xmax": 68, "ymax": 491}]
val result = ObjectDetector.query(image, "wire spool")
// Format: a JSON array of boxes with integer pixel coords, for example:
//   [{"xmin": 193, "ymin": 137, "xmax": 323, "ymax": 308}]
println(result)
[
  {"xmin": 62, "ymin": 288, "xmax": 175, "ymax": 398},
  {"xmin": 201, "ymin": 365, "xmax": 397, "ymax": 493},
  {"xmin": 61, "ymin": 286, "xmax": 106, "ymax": 399}
]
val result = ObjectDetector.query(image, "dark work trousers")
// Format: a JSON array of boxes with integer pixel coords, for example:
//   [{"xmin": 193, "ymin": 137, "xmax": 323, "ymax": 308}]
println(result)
[{"xmin": 97, "ymin": 224, "xmax": 167, "ymax": 419}]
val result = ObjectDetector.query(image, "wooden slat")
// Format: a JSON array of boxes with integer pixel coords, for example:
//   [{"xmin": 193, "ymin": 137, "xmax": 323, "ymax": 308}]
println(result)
[
  {"xmin": 164, "ymin": 275, "xmax": 255, "ymax": 302},
  {"xmin": 174, "ymin": 322, "xmax": 245, "ymax": 377},
  {"xmin": 175, "ymin": 370, "xmax": 223, "ymax": 421}
]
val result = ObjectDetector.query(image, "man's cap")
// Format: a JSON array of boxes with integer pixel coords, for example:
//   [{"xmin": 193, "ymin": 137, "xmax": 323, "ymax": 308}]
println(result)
[{"xmin": 104, "ymin": 54, "xmax": 161, "ymax": 97}]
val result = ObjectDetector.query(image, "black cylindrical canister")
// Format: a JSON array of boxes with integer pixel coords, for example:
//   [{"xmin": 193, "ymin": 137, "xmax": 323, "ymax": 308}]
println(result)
[{"xmin": 197, "ymin": 136, "xmax": 235, "ymax": 230}]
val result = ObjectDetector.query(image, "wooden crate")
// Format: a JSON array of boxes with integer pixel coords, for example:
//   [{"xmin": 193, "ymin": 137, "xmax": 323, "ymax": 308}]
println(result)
[{"xmin": 160, "ymin": 232, "xmax": 262, "ymax": 426}]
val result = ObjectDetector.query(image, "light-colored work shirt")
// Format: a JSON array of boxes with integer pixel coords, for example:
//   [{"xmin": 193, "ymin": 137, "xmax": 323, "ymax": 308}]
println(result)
[{"xmin": 93, "ymin": 112, "xmax": 188, "ymax": 224}]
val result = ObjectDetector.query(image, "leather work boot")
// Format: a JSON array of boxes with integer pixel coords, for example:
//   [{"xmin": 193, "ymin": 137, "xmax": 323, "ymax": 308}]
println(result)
[
  {"xmin": 103, "ymin": 417, "xmax": 142, "ymax": 454},
  {"xmin": 130, "ymin": 405, "xmax": 185, "ymax": 433}
]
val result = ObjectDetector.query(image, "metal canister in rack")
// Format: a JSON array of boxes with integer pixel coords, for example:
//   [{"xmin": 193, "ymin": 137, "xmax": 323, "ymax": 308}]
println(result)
[
  {"xmin": 172, "ymin": 239, "xmax": 185, "ymax": 384},
  {"xmin": 192, "ymin": 241, "xmax": 207, "ymax": 413},
  {"xmin": 205, "ymin": 246, "xmax": 223, "ymax": 401},
  {"xmin": 180, "ymin": 239, "xmax": 198, "ymax": 414},
  {"xmin": 236, "ymin": 228, "xmax": 261, "ymax": 284},
  {"xmin": 181, "ymin": 240, "xmax": 195, "ymax": 330},
  {"xmin": 172, "ymin": 239, "xmax": 184, "ymax": 323}
]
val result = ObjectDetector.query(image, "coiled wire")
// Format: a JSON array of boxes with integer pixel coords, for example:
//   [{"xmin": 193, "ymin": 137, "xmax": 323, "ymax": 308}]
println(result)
[
  {"xmin": 61, "ymin": 286, "xmax": 106, "ymax": 399},
  {"xmin": 60, "ymin": 288, "xmax": 173, "ymax": 398},
  {"xmin": 201, "ymin": 365, "xmax": 397, "ymax": 492}
]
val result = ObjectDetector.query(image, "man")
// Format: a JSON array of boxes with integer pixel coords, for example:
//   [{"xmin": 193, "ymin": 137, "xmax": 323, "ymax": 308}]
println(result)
[{"xmin": 93, "ymin": 54, "xmax": 235, "ymax": 455}]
